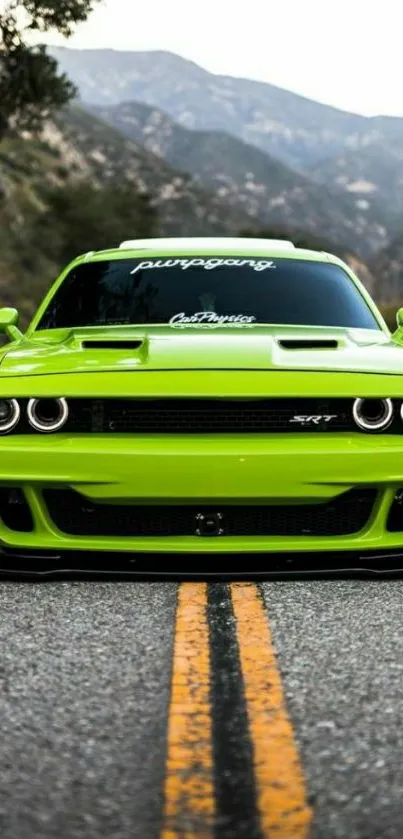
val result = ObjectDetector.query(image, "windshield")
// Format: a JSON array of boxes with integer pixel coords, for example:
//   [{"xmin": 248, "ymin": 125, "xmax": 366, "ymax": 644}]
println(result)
[{"xmin": 36, "ymin": 256, "xmax": 380, "ymax": 331}]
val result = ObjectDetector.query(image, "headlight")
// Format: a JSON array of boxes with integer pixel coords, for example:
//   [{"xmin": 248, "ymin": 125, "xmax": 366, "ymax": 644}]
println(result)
[
  {"xmin": 0, "ymin": 399, "xmax": 20, "ymax": 433},
  {"xmin": 27, "ymin": 398, "xmax": 69, "ymax": 433},
  {"xmin": 352, "ymin": 397, "xmax": 393, "ymax": 432}
]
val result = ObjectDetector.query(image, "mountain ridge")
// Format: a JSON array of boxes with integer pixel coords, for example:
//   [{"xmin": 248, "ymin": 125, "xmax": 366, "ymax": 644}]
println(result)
[
  {"xmin": 50, "ymin": 47, "xmax": 403, "ymax": 170},
  {"xmin": 85, "ymin": 99, "xmax": 390, "ymax": 258},
  {"xmin": 0, "ymin": 105, "xmax": 378, "ymax": 326},
  {"xmin": 50, "ymin": 105, "xmax": 253, "ymax": 236}
]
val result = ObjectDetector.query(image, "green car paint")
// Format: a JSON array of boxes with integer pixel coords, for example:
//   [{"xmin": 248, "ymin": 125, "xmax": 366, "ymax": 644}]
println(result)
[{"xmin": 0, "ymin": 236, "xmax": 403, "ymax": 559}]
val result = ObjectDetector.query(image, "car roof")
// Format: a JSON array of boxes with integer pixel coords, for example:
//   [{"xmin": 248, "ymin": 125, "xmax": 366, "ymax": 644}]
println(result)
[{"xmin": 80, "ymin": 237, "xmax": 335, "ymax": 264}]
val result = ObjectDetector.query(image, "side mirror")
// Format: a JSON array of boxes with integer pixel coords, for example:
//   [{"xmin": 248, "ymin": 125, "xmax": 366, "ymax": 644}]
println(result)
[{"xmin": 0, "ymin": 308, "xmax": 23, "ymax": 341}]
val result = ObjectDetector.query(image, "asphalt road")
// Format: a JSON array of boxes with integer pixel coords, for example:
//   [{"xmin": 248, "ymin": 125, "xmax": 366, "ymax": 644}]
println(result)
[
  {"xmin": 0, "ymin": 582, "xmax": 177, "ymax": 839},
  {"xmin": 262, "ymin": 580, "xmax": 403, "ymax": 839},
  {"xmin": 1, "ymin": 577, "xmax": 403, "ymax": 838}
]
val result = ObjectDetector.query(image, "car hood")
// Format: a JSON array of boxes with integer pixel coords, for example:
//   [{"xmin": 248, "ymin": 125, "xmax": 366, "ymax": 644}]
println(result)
[{"xmin": 0, "ymin": 325, "xmax": 402, "ymax": 377}]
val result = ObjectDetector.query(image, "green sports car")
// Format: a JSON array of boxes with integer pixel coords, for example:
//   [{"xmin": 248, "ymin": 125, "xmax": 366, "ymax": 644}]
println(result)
[{"xmin": 1, "ymin": 235, "xmax": 403, "ymax": 566}]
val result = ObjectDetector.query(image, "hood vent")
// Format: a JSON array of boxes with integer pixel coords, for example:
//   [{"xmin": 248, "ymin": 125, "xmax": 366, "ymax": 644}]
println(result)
[
  {"xmin": 278, "ymin": 339, "xmax": 339, "ymax": 350},
  {"xmin": 81, "ymin": 340, "xmax": 143, "ymax": 350}
]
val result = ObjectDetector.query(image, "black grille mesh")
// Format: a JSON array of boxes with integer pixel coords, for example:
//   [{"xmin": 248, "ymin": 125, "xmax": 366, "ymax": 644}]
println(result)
[
  {"xmin": 66, "ymin": 398, "xmax": 355, "ymax": 434},
  {"xmin": 43, "ymin": 488, "xmax": 377, "ymax": 538}
]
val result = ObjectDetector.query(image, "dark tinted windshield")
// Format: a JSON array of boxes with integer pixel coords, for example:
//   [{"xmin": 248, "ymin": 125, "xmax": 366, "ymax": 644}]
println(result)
[{"xmin": 36, "ymin": 256, "xmax": 380, "ymax": 330}]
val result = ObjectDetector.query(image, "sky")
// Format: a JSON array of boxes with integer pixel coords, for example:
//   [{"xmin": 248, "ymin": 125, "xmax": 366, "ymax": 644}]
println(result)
[{"xmin": 36, "ymin": 0, "xmax": 403, "ymax": 117}]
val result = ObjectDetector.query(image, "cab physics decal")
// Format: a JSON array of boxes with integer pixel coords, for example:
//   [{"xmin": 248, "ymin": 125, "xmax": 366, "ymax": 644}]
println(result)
[{"xmin": 169, "ymin": 312, "xmax": 256, "ymax": 328}]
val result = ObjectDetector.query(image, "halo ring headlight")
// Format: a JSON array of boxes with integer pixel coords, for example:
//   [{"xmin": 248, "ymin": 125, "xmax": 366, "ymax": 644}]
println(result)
[
  {"xmin": 0, "ymin": 399, "xmax": 20, "ymax": 433},
  {"xmin": 27, "ymin": 398, "xmax": 69, "ymax": 433},
  {"xmin": 353, "ymin": 397, "xmax": 393, "ymax": 432}
]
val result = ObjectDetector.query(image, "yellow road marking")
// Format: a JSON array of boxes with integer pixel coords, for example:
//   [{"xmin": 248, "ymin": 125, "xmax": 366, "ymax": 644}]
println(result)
[
  {"xmin": 231, "ymin": 582, "xmax": 312, "ymax": 838},
  {"xmin": 160, "ymin": 582, "xmax": 214, "ymax": 839}
]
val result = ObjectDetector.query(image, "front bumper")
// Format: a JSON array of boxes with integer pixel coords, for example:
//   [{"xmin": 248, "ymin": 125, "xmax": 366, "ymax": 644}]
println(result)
[{"xmin": 1, "ymin": 432, "xmax": 403, "ymax": 555}]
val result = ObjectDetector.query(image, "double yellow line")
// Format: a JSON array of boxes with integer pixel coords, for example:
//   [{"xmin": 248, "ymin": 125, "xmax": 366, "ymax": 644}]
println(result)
[{"xmin": 161, "ymin": 582, "xmax": 312, "ymax": 839}]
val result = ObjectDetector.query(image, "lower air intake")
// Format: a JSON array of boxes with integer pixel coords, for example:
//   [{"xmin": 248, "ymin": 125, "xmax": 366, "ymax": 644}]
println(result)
[
  {"xmin": 386, "ymin": 491, "xmax": 403, "ymax": 532},
  {"xmin": 43, "ymin": 488, "xmax": 376, "ymax": 538},
  {"xmin": 0, "ymin": 488, "xmax": 34, "ymax": 532}
]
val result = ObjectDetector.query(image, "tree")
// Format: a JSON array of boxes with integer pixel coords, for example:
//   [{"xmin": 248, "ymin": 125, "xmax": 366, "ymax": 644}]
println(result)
[
  {"xmin": 0, "ymin": 0, "xmax": 100, "ymax": 138},
  {"xmin": 36, "ymin": 181, "xmax": 157, "ymax": 266}
]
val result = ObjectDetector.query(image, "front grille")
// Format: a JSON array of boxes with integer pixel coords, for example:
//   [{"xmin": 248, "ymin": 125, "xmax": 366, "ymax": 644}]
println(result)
[
  {"xmin": 43, "ymin": 488, "xmax": 376, "ymax": 537},
  {"xmin": 65, "ymin": 398, "xmax": 355, "ymax": 434}
]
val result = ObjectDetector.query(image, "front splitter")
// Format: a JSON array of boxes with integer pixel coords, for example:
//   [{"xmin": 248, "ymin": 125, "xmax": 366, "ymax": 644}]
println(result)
[{"xmin": 1, "ymin": 547, "xmax": 403, "ymax": 580}]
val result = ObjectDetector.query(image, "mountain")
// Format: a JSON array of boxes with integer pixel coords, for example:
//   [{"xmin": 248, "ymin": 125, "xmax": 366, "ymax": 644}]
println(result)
[
  {"xmin": 370, "ymin": 236, "xmax": 403, "ymax": 305},
  {"xmin": 90, "ymin": 100, "xmax": 306, "ymax": 197},
  {"xmin": 0, "ymin": 106, "xmax": 258, "ymax": 325},
  {"xmin": 50, "ymin": 47, "xmax": 403, "ymax": 170},
  {"xmin": 0, "ymin": 103, "xmax": 378, "ymax": 327},
  {"xmin": 309, "ymin": 140, "xmax": 403, "ymax": 219},
  {"xmin": 49, "ymin": 106, "xmax": 253, "ymax": 236},
  {"xmin": 86, "ymin": 100, "xmax": 390, "ymax": 258}
]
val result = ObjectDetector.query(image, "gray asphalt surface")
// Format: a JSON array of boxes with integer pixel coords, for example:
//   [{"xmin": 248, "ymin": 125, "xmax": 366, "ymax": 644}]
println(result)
[
  {"xmin": 262, "ymin": 580, "xmax": 403, "ymax": 839},
  {"xmin": 2, "ymin": 578, "xmax": 403, "ymax": 839},
  {"xmin": 0, "ymin": 582, "xmax": 177, "ymax": 839}
]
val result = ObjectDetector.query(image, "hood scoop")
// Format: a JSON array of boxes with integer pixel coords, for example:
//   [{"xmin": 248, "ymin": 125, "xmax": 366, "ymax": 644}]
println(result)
[
  {"xmin": 1, "ymin": 324, "xmax": 401, "ymax": 378},
  {"xmin": 81, "ymin": 339, "xmax": 143, "ymax": 350},
  {"xmin": 278, "ymin": 339, "xmax": 339, "ymax": 350}
]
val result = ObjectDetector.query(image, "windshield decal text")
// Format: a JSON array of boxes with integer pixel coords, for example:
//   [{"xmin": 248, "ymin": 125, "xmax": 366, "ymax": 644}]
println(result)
[
  {"xmin": 130, "ymin": 258, "xmax": 276, "ymax": 274},
  {"xmin": 169, "ymin": 312, "xmax": 256, "ymax": 328}
]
